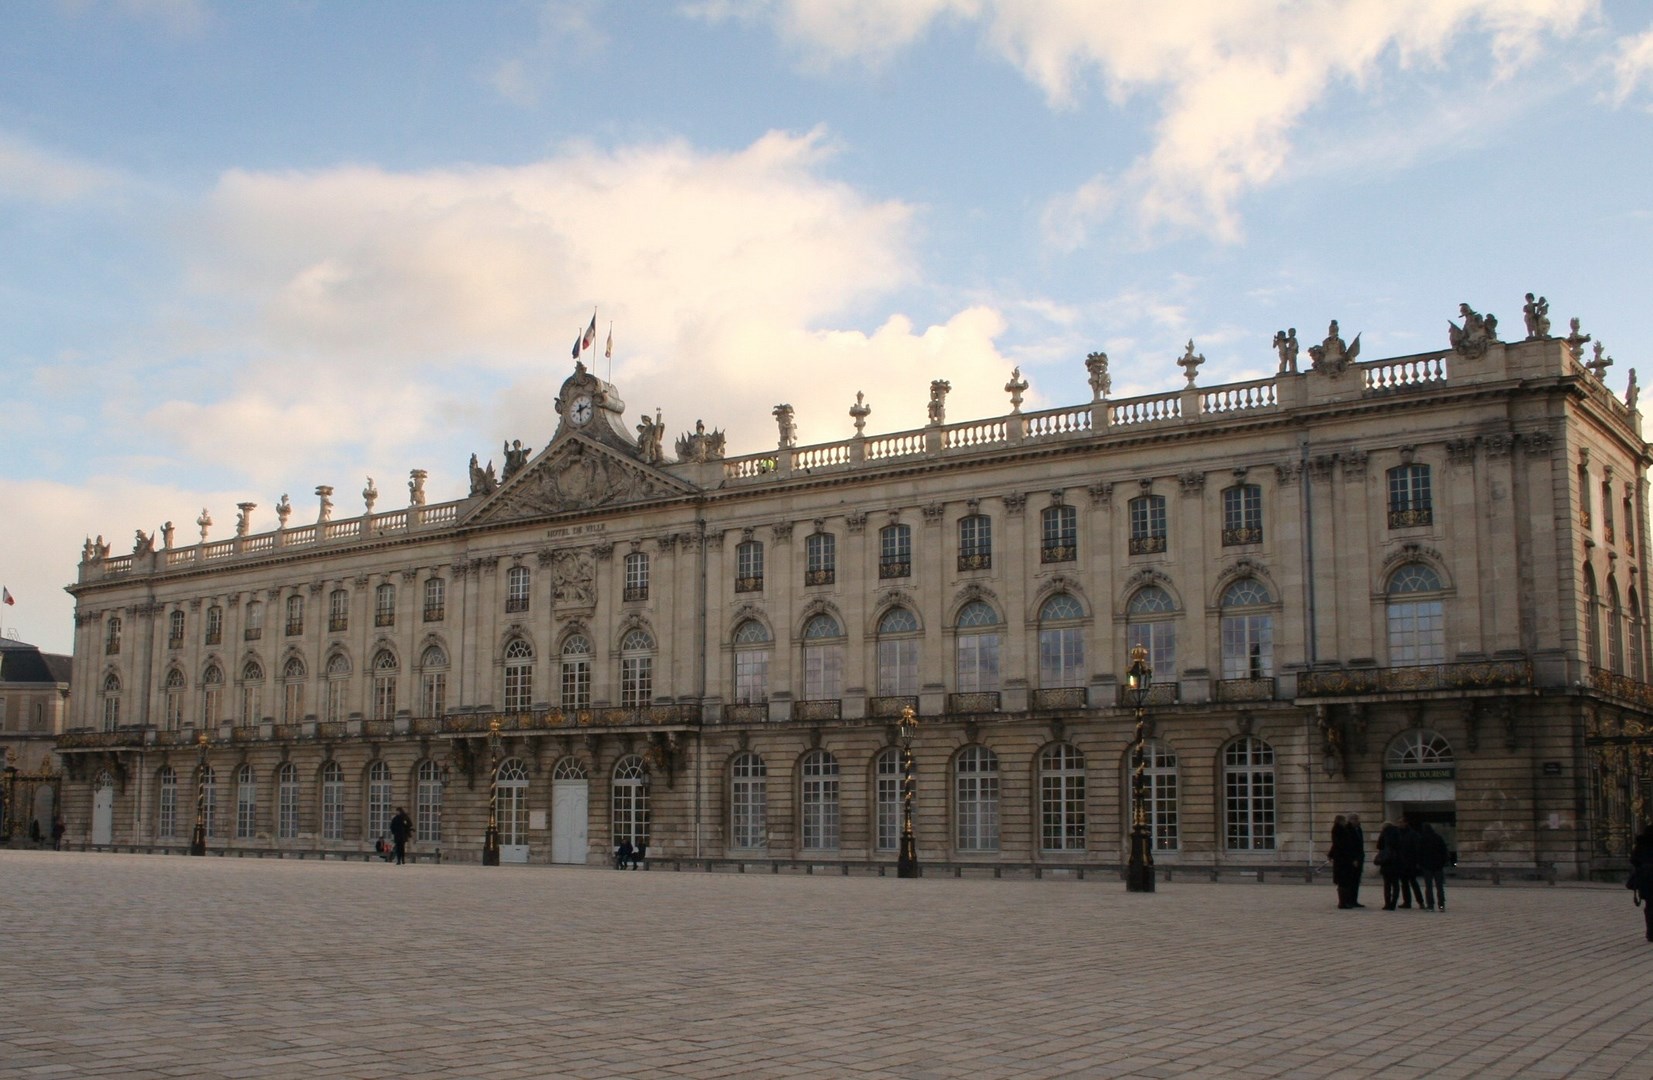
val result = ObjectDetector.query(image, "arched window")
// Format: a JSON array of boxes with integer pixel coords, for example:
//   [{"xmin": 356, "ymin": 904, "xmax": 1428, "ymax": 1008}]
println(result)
[
  {"xmin": 958, "ymin": 513, "xmax": 992, "ymax": 571},
  {"xmin": 955, "ymin": 745, "xmax": 1000, "ymax": 852},
  {"xmin": 732, "ymin": 620, "xmax": 771, "ymax": 704},
  {"xmin": 800, "ymin": 750, "xmax": 840, "ymax": 851},
  {"xmin": 374, "ymin": 583, "xmax": 397, "ymax": 627},
  {"xmin": 201, "ymin": 663, "xmax": 223, "ymax": 726},
  {"xmin": 879, "ymin": 523, "xmax": 912, "ymax": 579},
  {"xmin": 874, "ymin": 747, "xmax": 901, "ymax": 853},
  {"xmin": 503, "ymin": 638, "xmax": 534, "ymax": 711},
  {"xmin": 100, "ymin": 672, "xmax": 121, "ymax": 731},
  {"xmin": 1583, "ymin": 566, "xmax": 1602, "ymax": 670},
  {"xmin": 876, "ymin": 607, "xmax": 920, "ymax": 697},
  {"xmin": 730, "ymin": 752, "xmax": 767, "ymax": 850},
  {"xmin": 1609, "ymin": 577, "xmax": 1626, "ymax": 675},
  {"xmin": 505, "ymin": 566, "xmax": 530, "ymax": 613},
  {"xmin": 1223, "ymin": 737, "xmax": 1276, "ymax": 850},
  {"xmin": 168, "ymin": 609, "xmax": 185, "ymax": 647},
  {"xmin": 239, "ymin": 660, "xmax": 264, "ymax": 725},
  {"xmin": 1387, "ymin": 729, "xmax": 1454, "ymax": 769},
  {"xmin": 157, "ymin": 767, "xmax": 178, "ymax": 839},
  {"xmin": 1038, "ymin": 594, "xmax": 1085, "ymax": 689},
  {"xmin": 235, "ymin": 763, "xmax": 257, "ymax": 839},
  {"xmin": 276, "ymin": 762, "xmax": 300, "ymax": 839},
  {"xmin": 282, "ymin": 656, "xmax": 306, "ymax": 724},
  {"xmin": 561, "ymin": 634, "xmax": 592, "ymax": 711},
  {"xmin": 325, "ymin": 653, "xmax": 351, "ymax": 723},
  {"xmin": 954, "ymin": 601, "xmax": 1001, "ymax": 693},
  {"xmin": 1126, "ymin": 586, "xmax": 1178, "ymax": 681},
  {"xmin": 320, "ymin": 760, "xmax": 344, "ymax": 840},
  {"xmin": 1387, "ymin": 564, "xmax": 1446, "ymax": 667},
  {"xmin": 163, "ymin": 668, "xmax": 186, "ymax": 729},
  {"xmin": 497, "ymin": 758, "xmax": 529, "ymax": 847},
  {"xmin": 419, "ymin": 645, "xmax": 448, "ymax": 718},
  {"xmin": 371, "ymin": 650, "xmax": 398, "ymax": 721},
  {"xmin": 285, "ymin": 594, "xmax": 304, "ymax": 636},
  {"xmin": 620, "ymin": 629, "xmax": 654, "ymax": 708},
  {"xmin": 416, "ymin": 760, "xmax": 443, "ymax": 843},
  {"xmin": 1039, "ymin": 743, "xmax": 1085, "ymax": 852},
  {"xmin": 1130, "ymin": 740, "xmax": 1180, "ymax": 851},
  {"xmin": 367, "ymin": 761, "xmax": 392, "ymax": 840},
  {"xmin": 612, "ymin": 755, "xmax": 650, "ymax": 849},
  {"xmin": 200, "ymin": 765, "xmax": 219, "ymax": 837},
  {"xmin": 802, "ymin": 614, "xmax": 844, "ymax": 701},
  {"xmin": 1632, "ymin": 588, "xmax": 1646, "ymax": 683},
  {"xmin": 1220, "ymin": 578, "xmax": 1275, "ymax": 681}
]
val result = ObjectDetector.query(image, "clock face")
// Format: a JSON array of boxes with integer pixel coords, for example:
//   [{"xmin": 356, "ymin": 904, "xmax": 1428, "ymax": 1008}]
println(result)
[{"xmin": 570, "ymin": 394, "xmax": 594, "ymax": 426}]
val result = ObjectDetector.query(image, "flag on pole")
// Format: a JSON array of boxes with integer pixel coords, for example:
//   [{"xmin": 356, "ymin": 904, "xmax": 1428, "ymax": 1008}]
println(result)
[
  {"xmin": 605, "ymin": 323, "xmax": 613, "ymax": 360},
  {"xmin": 572, "ymin": 331, "xmax": 582, "ymax": 359},
  {"xmin": 581, "ymin": 311, "xmax": 597, "ymax": 353},
  {"xmin": 2, "ymin": 587, "xmax": 13, "ymax": 606}
]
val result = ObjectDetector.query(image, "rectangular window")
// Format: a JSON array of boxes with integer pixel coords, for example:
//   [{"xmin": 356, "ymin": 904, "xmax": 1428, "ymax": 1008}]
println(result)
[
  {"xmin": 1225, "ymin": 769, "xmax": 1276, "ymax": 850},
  {"xmin": 735, "ymin": 541, "xmax": 764, "ymax": 593},
  {"xmin": 1222, "ymin": 485, "xmax": 1263, "ymax": 546},
  {"xmin": 277, "ymin": 778, "xmax": 299, "ymax": 840},
  {"xmin": 1221, "ymin": 614, "xmax": 1275, "ymax": 680},
  {"xmin": 875, "ymin": 752, "xmax": 900, "ymax": 852},
  {"xmin": 1038, "ymin": 627, "xmax": 1084, "ymax": 689},
  {"xmin": 328, "ymin": 590, "xmax": 349, "ymax": 633},
  {"xmin": 205, "ymin": 607, "xmax": 223, "ymax": 646},
  {"xmin": 621, "ymin": 656, "xmax": 652, "ymax": 708},
  {"xmin": 168, "ymin": 611, "xmax": 185, "ymax": 648},
  {"xmin": 372, "ymin": 673, "xmax": 395, "ymax": 721},
  {"xmin": 505, "ymin": 567, "xmax": 530, "ymax": 613},
  {"xmin": 877, "ymin": 638, "xmax": 919, "ymax": 696},
  {"xmin": 803, "ymin": 643, "xmax": 843, "ymax": 700},
  {"xmin": 243, "ymin": 603, "xmax": 263, "ymax": 641},
  {"xmin": 731, "ymin": 775, "xmax": 766, "ymax": 849},
  {"xmin": 285, "ymin": 595, "xmax": 304, "ymax": 636},
  {"xmin": 879, "ymin": 524, "xmax": 911, "ymax": 579},
  {"xmin": 624, "ymin": 552, "xmax": 649, "ymax": 601},
  {"xmin": 421, "ymin": 671, "xmax": 446, "ymax": 718},
  {"xmin": 1603, "ymin": 481, "xmax": 1616, "ymax": 545},
  {"xmin": 958, "ymin": 515, "xmax": 991, "ymax": 572},
  {"xmin": 322, "ymin": 780, "xmax": 344, "ymax": 841},
  {"xmin": 805, "ymin": 533, "xmax": 835, "ymax": 586},
  {"xmin": 734, "ymin": 648, "xmax": 770, "ymax": 704},
  {"xmin": 1129, "ymin": 496, "xmax": 1167, "ymax": 555},
  {"xmin": 158, "ymin": 774, "xmax": 177, "ymax": 839},
  {"xmin": 105, "ymin": 618, "xmax": 121, "ymax": 655},
  {"xmin": 423, "ymin": 577, "xmax": 445, "ymax": 622},
  {"xmin": 561, "ymin": 657, "xmax": 590, "ymax": 710},
  {"xmin": 375, "ymin": 584, "xmax": 396, "ymax": 627},
  {"xmin": 1387, "ymin": 465, "xmax": 1432, "ymax": 528},
  {"xmin": 416, "ymin": 771, "xmax": 442, "ymax": 845},
  {"xmin": 955, "ymin": 632, "xmax": 1001, "ymax": 693},
  {"xmin": 1041, "ymin": 505, "xmax": 1077, "ymax": 563},
  {"xmin": 236, "ymin": 780, "xmax": 256, "ymax": 839}
]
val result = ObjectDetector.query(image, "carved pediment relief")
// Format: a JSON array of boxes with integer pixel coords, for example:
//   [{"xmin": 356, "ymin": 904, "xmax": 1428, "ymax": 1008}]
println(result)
[{"xmin": 466, "ymin": 437, "xmax": 697, "ymax": 524}]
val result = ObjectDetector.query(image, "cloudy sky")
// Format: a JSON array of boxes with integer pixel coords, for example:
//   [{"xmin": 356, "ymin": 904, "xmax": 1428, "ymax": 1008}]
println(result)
[{"xmin": 4, "ymin": 0, "xmax": 1652, "ymax": 654}]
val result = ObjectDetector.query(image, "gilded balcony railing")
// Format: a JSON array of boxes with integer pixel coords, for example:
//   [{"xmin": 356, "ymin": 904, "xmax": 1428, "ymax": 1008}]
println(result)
[{"xmin": 1297, "ymin": 659, "xmax": 1533, "ymax": 697}]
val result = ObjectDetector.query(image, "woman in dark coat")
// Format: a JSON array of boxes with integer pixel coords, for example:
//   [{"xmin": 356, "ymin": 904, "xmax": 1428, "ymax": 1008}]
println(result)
[{"xmin": 1630, "ymin": 825, "xmax": 1653, "ymax": 941}]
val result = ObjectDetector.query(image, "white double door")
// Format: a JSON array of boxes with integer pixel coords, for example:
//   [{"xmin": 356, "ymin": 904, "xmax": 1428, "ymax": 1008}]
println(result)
[{"xmin": 551, "ymin": 779, "xmax": 589, "ymax": 864}]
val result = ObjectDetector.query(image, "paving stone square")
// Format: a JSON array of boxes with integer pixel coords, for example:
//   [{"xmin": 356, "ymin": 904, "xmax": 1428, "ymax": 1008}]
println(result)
[{"xmin": 2, "ymin": 852, "xmax": 1650, "ymax": 1079}]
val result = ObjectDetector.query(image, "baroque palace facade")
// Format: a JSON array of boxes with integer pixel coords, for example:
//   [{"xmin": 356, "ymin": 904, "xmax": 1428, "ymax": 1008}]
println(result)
[{"xmin": 55, "ymin": 300, "xmax": 1653, "ymax": 878}]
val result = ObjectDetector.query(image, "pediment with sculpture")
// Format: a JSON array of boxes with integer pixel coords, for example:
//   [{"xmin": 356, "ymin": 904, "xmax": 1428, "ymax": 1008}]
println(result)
[{"xmin": 466, "ymin": 436, "xmax": 698, "ymax": 525}]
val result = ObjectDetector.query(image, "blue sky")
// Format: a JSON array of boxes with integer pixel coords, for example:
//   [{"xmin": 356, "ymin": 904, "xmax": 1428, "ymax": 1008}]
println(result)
[{"xmin": 4, "ymin": 0, "xmax": 1651, "ymax": 654}]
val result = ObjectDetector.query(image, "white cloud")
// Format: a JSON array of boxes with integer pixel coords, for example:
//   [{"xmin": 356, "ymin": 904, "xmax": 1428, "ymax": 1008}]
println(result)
[
  {"xmin": 0, "ymin": 131, "xmax": 122, "ymax": 204},
  {"xmin": 691, "ymin": 0, "xmax": 981, "ymax": 67},
  {"xmin": 1610, "ymin": 24, "xmax": 1653, "ymax": 106}
]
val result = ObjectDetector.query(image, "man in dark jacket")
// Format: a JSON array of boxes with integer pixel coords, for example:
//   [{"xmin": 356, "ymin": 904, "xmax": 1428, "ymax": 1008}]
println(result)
[
  {"xmin": 1417, "ymin": 822, "xmax": 1449, "ymax": 911},
  {"xmin": 389, "ymin": 806, "xmax": 413, "ymax": 865},
  {"xmin": 1343, "ymin": 813, "xmax": 1366, "ymax": 908},
  {"xmin": 1630, "ymin": 825, "xmax": 1653, "ymax": 941}
]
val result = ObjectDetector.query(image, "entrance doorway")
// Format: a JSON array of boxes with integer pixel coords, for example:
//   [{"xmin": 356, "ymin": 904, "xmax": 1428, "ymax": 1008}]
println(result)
[
  {"xmin": 91, "ymin": 772, "xmax": 115, "ymax": 846},
  {"xmin": 497, "ymin": 758, "xmax": 529, "ymax": 863},
  {"xmin": 1384, "ymin": 729, "xmax": 1457, "ymax": 861},
  {"xmin": 551, "ymin": 757, "xmax": 589, "ymax": 864}
]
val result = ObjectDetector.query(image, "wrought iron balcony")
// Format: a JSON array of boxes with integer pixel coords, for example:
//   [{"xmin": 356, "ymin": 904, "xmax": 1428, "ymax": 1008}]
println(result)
[
  {"xmin": 1222, "ymin": 526, "xmax": 1263, "ymax": 547},
  {"xmin": 423, "ymin": 606, "xmax": 445, "ymax": 622},
  {"xmin": 1588, "ymin": 668, "xmax": 1653, "ymax": 708},
  {"xmin": 204, "ymin": 630, "xmax": 222, "ymax": 645},
  {"xmin": 1115, "ymin": 683, "xmax": 1178, "ymax": 707},
  {"xmin": 285, "ymin": 622, "xmax": 304, "ymax": 636},
  {"xmin": 947, "ymin": 691, "xmax": 1000, "ymax": 714},
  {"xmin": 1032, "ymin": 687, "xmax": 1086, "ymax": 710},
  {"xmin": 1216, "ymin": 677, "xmax": 1276, "ymax": 702},
  {"xmin": 723, "ymin": 703, "xmax": 768, "ymax": 723},
  {"xmin": 623, "ymin": 586, "xmax": 648, "ymax": 601},
  {"xmin": 1297, "ymin": 659, "xmax": 1532, "ymax": 697},
  {"xmin": 734, "ymin": 575, "xmax": 763, "ymax": 593},
  {"xmin": 1388, "ymin": 507, "xmax": 1433, "ymax": 529},
  {"xmin": 504, "ymin": 597, "xmax": 529, "ymax": 613},
  {"xmin": 794, "ymin": 699, "xmax": 842, "ymax": 721},
  {"xmin": 375, "ymin": 612, "xmax": 394, "ymax": 627},
  {"xmin": 957, "ymin": 552, "xmax": 991, "ymax": 572},
  {"xmin": 243, "ymin": 627, "xmax": 261, "ymax": 641},
  {"xmin": 869, "ymin": 695, "xmax": 918, "ymax": 718},
  {"xmin": 1129, "ymin": 535, "xmax": 1167, "ymax": 556},
  {"xmin": 878, "ymin": 559, "xmax": 910, "ymax": 579},
  {"xmin": 1040, "ymin": 543, "xmax": 1076, "ymax": 564},
  {"xmin": 328, "ymin": 616, "xmax": 348, "ymax": 632},
  {"xmin": 803, "ymin": 569, "xmax": 834, "ymax": 586}
]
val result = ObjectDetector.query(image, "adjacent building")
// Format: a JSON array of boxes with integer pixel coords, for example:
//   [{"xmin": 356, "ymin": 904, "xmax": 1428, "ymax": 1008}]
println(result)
[
  {"xmin": 54, "ymin": 302, "xmax": 1653, "ymax": 878},
  {"xmin": 1, "ymin": 635, "xmax": 71, "ymax": 841}
]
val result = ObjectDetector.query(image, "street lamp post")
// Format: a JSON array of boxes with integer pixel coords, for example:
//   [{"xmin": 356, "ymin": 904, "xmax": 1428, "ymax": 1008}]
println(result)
[
  {"xmin": 189, "ymin": 731, "xmax": 209, "ymax": 856},
  {"xmin": 897, "ymin": 705, "xmax": 919, "ymax": 878},
  {"xmin": 1125, "ymin": 644, "xmax": 1156, "ymax": 893},
  {"xmin": 482, "ymin": 717, "xmax": 501, "ymax": 866},
  {"xmin": 1, "ymin": 746, "xmax": 16, "ymax": 841}
]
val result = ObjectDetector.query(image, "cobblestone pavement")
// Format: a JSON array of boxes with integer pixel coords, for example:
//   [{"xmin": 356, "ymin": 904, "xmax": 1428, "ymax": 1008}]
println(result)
[{"xmin": 3, "ymin": 851, "xmax": 1651, "ymax": 1079}]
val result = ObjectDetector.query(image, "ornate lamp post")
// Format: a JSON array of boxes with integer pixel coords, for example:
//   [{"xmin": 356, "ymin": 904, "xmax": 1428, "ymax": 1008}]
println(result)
[
  {"xmin": 189, "ymin": 731, "xmax": 209, "ymax": 856},
  {"xmin": 897, "ymin": 705, "xmax": 919, "ymax": 878},
  {"xmin": 1125, "ymin": 645, "xmax": 1155, "ymax": 893},
  {"xmin": 482, "ymin": 717, "xmax": 502, "ymax": 866}
]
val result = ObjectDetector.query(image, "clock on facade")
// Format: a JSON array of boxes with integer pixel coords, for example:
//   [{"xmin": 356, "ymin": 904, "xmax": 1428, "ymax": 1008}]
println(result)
[{"xmin": 570, "ymin": 394, "xmax": 594, "ymax": 426}]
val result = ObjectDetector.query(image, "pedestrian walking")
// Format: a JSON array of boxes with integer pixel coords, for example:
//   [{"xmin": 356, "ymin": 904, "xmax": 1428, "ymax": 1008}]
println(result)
[
  {"xmin": 51, "ymin": 813, "xmax": 66, "ymax": 851},
  {"xmin": 1629, "ymin": 825, "xmax": 1653, "ymax": 942},
  {"xmin": 390, "ymin": 806, "xmax": 413, "ymax": 865},
  {"xmin": 1328, "ymin": 815, "xmax": 1348, "ymax": 907},
  {"xmin": 1418, "ymin": 821, "xmax": 1449, "ymax": 911},
  {"xmin": 615, "ymin": 838, "xmax": 633, "ymax": 870},
  {"xmin": 1345, "ymin": 814, "xmax": 1366, "ymax": 907},
  {"xmin": 1331, "ymin": 813, "xmax": 1366, "ymax": 908}
]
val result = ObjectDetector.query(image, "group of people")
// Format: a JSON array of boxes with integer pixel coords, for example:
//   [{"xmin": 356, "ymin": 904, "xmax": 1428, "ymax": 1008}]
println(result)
[
  {"xmin": 1328, "ymin": 813, "xmax": 1450, "ymax": 911},
  {"xmin": 374, "ymin": 807, "xmax": 414, "ymax": 865},
  {"xmin": 614, "ymin": 838, "xmax": 647, "ymax": 869}
]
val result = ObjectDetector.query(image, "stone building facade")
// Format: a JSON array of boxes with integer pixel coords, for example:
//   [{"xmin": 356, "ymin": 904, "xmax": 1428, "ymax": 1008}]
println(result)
[
  {"xmin": 1, "ymin": 635, "xmax": 70, "ymax": 842},
  {"xmin": 55, "ymin": 303, "xmax": 1653, "ymax": 878}
]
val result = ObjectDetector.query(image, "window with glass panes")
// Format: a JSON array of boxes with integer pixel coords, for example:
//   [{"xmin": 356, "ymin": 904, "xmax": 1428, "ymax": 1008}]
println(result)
[
  {"xmin": 1386, "ymin": 564, "xmax": 1445, "ymax": 666},
  {"xmin": 168, "ymin": 609, "xmax": 185, "ymax": 647},
  {"xmin": 101, "ymin": 673, "xmax": 120, "ymax": 730},
  {"xmin": 200, "ymin": 766, "xmax": 219, "ymax": 837},
  {"xmin": 282, "ymin": 657, "xmax": 306, "ymax": 723},
  {"xmin": 157, "ymin": 768, "xmax": 178, "ymax": 838},
  {"xmin": 1222, "ymin": 484, "xmax": 1263, "ymax": 545},
  {"xmin": 286, "ymin": 594, "xmax": 304, "ymax": 636},
  {"xmin": 875, "ymin": 607, "xmax": 920, "ymax": 696},
  {"xmin": 505, "ymin": 565, "xmax": 530, "ymax": 612},
  {"xmin": 503, "ymin": 639, "xmax": 533, "ymax": 711},
  {"xmin": 732, "ymin": 620, "xmax": 771, "ymax": 703},
  {"xmin": 958, "ymin": 514, "xmax": 991, "ymax": 571},
  {"xmin": 800, "ymin": 750, "xmax": 840, "ymax": 850},
  {"xmin": 875, "ymin": 748, "xmax": 901, "ymax": 852},
  {"xmin": 277, "ymin": 762, "xmax": 299, "ymax": 839},
  {"xmin": 624, "ymin": 552, "xmax": 649, "ymax": 601},
  {"xmin": 620, "ymin": 630, "xmax": 654, "ymax": 707},
  {"xmin": 1610, "ymin": 579, "xmax": 1626, "ymax": 674},
  {"xmin": 1041, "ymin": 504, "xmax": 1077, "ymax": 563},
  {"xmin": 1604, "ymin": 481, "xmax": 1616, "ymax": 544},
  {"xmin": 496, "ymin": 759, "xmax": 528, "ymax": 846},
  {"xmin": 1223, "ymin": 737, "xmax": 1276, "ymax": 850},
  {"xmin": 879, "ymin": 524, "xmax": 911, "ymax": 578},
  {"xmin": 1126, "ymin": 586, "xmax": 1177, "ymax": 681},
  {"xmin": 375, "ymin": 583, "xmax": 396, "ymax": 627},
  {"xmin": 1220, "ymin": 578, "xmax": 1275, "ymax": 680},
  {"xmin": 164, "ymin": 669, "xmax": 185, "ymax": 728},
  {"xmin": 802, "ymin": 614, "xmax": 843, "ymax": 700},
  {"xmin": 328, "ymin": 589, "xmax": 349, "ymax": 632},
  {"xmin": 1129, "ymin": 740, "xmax": 1180, "ymax": 851},
  {"xmin": 371, "ymin": 650, "xmax": 397, "ymax": 720},
  {"xmin": 735, "ymin": 540, "xmax": 764, "ymax": 592},
  {"xmin": 1128, "ymin": 495, "xmax": 1167, "ymax": 554},
  {"xmin": 243, "ymin": 602, "xmax": 262, "ymax": 641},
  {"xmin": 320, "ymin": 761, "xmax": 344, "ymax": 840},
  {"xmin": 955, "ymin": 745, "xmax": 1000, "ymax": 851},
  {"xmin": 239, "ymin": 660, "xmax": 262, "ymax": 724},
  {"xmin": 1037, "ymin": 594, "xmax": 1085, "ymax": 688},
  {"xmin": 423, "ymin": 577, "xmax": 445, "ymax": 621},
  {"xmin": 612, "ymin": 756, "xmax": 649, "ymax": 847},
  {"xmin": 324, "ymin": 653, "xmax": 349, "ymax": 722},
  {"xmin": 1634, "ymin": 589, "xmax": 1647, "ymax": 682},
  {"xmin": 201, "ymin": 663, "xmax": 223, "ymax": 726},
  {"xmin": 1039, "ymin": 743, "xmax": 1086, "ymax": 852},
  {"xmin": 205, "ymin": 605, "xmax": 223, "ymax": 645},
  {"xmin": 804, "ymin": 532, "xmax": 835, "ymax": 585},
  {"xmin": 561, "ymin": 635, "xmax": 592, "ymax": 710},
  {"xmin": 416, "ymin": 759, "xmax": 443, "ymax": 843},
  {"xmin": 419, "ymin": 645, "xmax": 447, "ymax": 718},
  {"xmin": 367, "ymin": 761, "xmax": 392, "ymax": 840},
  {"xmin": 1387, "ymin": 464, "xmax": 1432, "ymax": 527},
  {"xmin": 954, "ymin": 601, "xmax": 1001, "ymax": 692},
  {"xmin": 730, "ymin": 752, "xmax": 767, "ymax": 849},
  {"xmin": 104, "ymin": 616, "xmax": 121, "ymax": 655},
  {"xmin": 235, "ymin": 764, "xmax": 257, "ymax": 839}
]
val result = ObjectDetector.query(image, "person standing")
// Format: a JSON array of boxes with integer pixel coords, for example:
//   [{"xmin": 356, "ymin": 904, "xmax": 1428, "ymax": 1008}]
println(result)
[
  {"xmin": 1396, "ymin": 817, "xmax": 1426, "ymax": 909},
  {"xmin": 1328, "ymin": 815, "xmax": 1348, "ymax": 907},
  {"xmin": 389, "ymin": 806, "xmax": 413, "ymax": 866},
  {"xmin": 51, "ymin": 813, "xmax": 66, "ymax": 851},
  {"xmin": 1342, "ymin": 814, "xmax": 1366, "ymax": 908},
  {"xmin": 1630, "ymin": 825, "xmax": 1653, "ymax": 942},
  {"xmin": 1377, "ymin": 819, "xmax": 1406, "ymax": 910},
  {"xmin": 1418, "ymin": 821, "xmax": 1449, "ymax": 911}
]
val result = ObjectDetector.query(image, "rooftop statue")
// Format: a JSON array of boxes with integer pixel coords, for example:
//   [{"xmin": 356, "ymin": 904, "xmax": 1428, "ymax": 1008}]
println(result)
[
  {"xmin": 1448, "ymin": 303, "xmax": 1498, "ymax": 359},
  {"xmin": 927, "ymin": 380, "xmax": 952, "ymax": 425},
  {"xmin": 1085, "ymin": 352, "xmax": 1111, "ymax": 399},
  {"xmin": 1564, "ymin": 317, "xmax": 1592, "ymax": 363},
  {"xmin": 1308, "ymin": 320, "xmax": 1360, "ymax": 373},
  {"xmin": 1272, "ymin": 328, "xmax": 1299, "ymax": 374},
  {"xmin": 635, "ymin": 409, "xmax": 665, "ymax": 465},
  {"xmin": 1523, "ymin": 293, "xmax": 1551, "ymax": 340},
  {"xmin": 468, "ymin": 453, "xmax": 498, "ymax": 497},
  {"xmin": 676, "ymin": 420, "xmax": 726, "ymax": 463}
]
